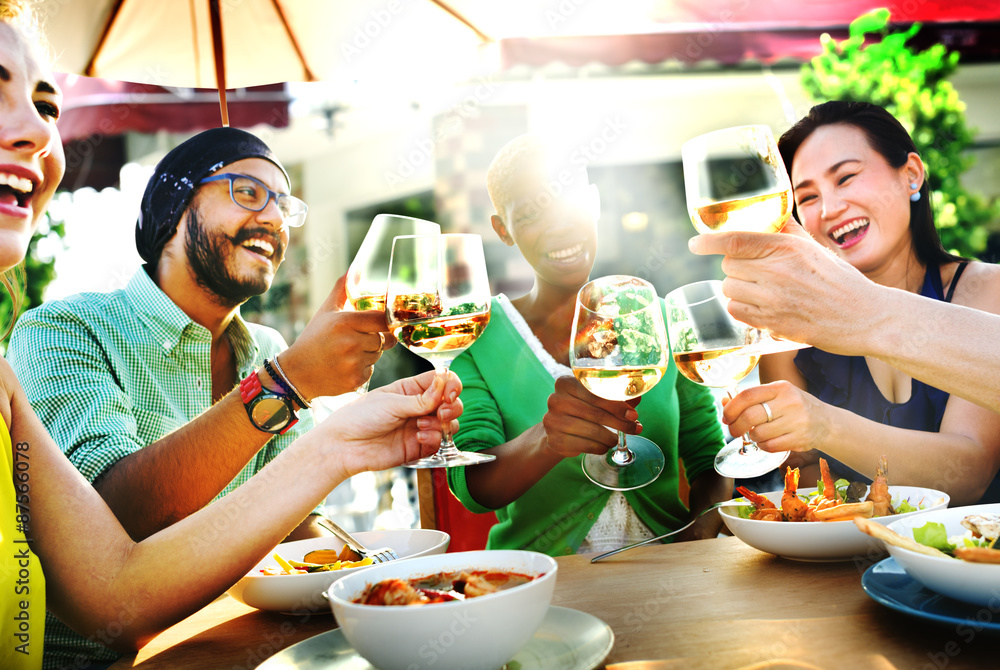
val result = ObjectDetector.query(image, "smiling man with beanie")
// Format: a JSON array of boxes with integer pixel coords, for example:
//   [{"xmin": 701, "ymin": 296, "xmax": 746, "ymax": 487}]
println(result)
[{"xmin": 8, "ymin": 128, "xmax": 394, "ymax": 669}]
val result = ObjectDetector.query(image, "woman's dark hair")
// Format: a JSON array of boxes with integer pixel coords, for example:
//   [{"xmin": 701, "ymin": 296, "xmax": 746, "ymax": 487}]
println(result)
[{"xmin": 778, "ymin": 100, "xmax": 964, "ymax": 266}]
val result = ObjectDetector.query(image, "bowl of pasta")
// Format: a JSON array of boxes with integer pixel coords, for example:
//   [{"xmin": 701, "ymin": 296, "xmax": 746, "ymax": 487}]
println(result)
[
  {"xmin": 325, "ymin": 549, "xmax": 557, "ymax": 670},
  {"xmin": 227, "ymin": 528, "xmax": 449, "ymax": 613}
]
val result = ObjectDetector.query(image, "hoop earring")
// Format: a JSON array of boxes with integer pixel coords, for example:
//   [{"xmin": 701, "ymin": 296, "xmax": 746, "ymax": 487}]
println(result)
[{"xmin": 910, "ymin": 183, "xmax": 921, "ymax": 202}]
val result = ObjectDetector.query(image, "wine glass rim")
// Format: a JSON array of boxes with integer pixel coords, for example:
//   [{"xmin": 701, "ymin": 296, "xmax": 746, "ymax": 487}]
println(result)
[
  {"xmin": 577, "ymin": 275, "xmax": 660, "ymax": 316},
  {"xmin": 664, "ymin": 279, "xmax": 726, "ymax": 309},
  {"xmin": 371, "ymin": 213, "xmax": 441, "ymax": 226},
  {"xmin": 391, "ymin": 232, "xmax": 482, "ymax": 241},
  {"xmin": 682, "ymin": 124, "xmax": 777, "ymax": 147}
]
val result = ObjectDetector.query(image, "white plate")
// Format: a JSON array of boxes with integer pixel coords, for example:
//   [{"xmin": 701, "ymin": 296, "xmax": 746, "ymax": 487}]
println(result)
[
  {"xmin": 256, "ymin": 605, "xmax": 614, "ymax": 670},
  {"xmin": 226, "ymin": 529, "xmax": 449, "ymax": 613},
  {"xmin": 721, "ymin": 485, "xmax": 949, "ymax": 561},
  {"xmin": 885, "ymin": 503, "xmax": 1000, "ymax": 608}
]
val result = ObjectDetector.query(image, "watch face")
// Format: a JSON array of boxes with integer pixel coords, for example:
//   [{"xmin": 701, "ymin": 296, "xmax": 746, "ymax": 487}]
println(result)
[{"xmin": 250, "ymin": 397, "xmax": 293, "ymax": 432}]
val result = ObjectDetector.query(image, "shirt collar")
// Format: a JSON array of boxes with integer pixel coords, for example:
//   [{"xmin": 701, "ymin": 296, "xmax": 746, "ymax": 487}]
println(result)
[{"xmin": 124, "ymin": 267, "xmax": 260, "ymax": 367}]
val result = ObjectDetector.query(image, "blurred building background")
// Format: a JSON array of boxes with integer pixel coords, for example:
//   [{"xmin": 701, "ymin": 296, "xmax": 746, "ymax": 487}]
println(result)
[{"xmin": 42, "ymin": 0, "xmax": 1000, "ymax": 530}]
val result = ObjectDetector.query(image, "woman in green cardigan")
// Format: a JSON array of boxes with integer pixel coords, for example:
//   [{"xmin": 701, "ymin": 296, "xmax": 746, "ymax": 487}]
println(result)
[{"xmin": 448, "ymin": 134, "xmax": 732, "ymax": 556}]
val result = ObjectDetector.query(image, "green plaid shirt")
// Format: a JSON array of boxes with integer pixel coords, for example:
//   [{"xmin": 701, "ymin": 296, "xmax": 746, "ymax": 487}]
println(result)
[{"xmin": 7, "ymin": 268, "xmax": 315, "ymax": 670}]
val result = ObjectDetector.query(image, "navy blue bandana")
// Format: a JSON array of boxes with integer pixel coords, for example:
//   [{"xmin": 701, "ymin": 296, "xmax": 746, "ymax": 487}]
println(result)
[{"xmin": 135, "ymin": 127, "xmax": 288, "ymax": 267}]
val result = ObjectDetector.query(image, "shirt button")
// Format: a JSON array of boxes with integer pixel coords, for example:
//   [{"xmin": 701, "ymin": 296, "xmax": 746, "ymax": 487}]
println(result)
[{"xmin": 196, "ymin": 379, "xmax": 203, "ymax": 388}]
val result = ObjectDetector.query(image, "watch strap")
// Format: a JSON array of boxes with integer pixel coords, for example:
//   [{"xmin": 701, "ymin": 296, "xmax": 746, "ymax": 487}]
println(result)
[{"xmin": 239, "ymin": 370, "xmax": 299, "ymax": 435}]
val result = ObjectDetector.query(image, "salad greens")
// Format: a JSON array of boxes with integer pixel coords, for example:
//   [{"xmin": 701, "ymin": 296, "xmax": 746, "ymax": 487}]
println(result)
[{"xmin": 912, "ymin": 521, "xmax": 990, "ymax": 556}]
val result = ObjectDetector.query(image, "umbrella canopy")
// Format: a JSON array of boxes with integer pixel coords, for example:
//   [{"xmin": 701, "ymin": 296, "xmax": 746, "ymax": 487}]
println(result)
[
  {"xmin": 56, "ymin": 75, "xmax": 290, "ymax": 142},
  {"xmin": 38, "ymin": 0, "xmax": 491, "ymax": 126}
]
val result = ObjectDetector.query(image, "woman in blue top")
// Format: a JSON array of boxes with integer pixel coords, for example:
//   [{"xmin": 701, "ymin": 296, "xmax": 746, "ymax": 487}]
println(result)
[{"xmin": 722, "ymin": 101, "xmax": 1000, "ymax": 505}]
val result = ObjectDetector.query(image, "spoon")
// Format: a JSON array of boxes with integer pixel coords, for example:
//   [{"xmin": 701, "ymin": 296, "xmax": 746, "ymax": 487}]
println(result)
[{"xmin": 590, "ymin": 500, "xmax": 752, "ymax": 562}]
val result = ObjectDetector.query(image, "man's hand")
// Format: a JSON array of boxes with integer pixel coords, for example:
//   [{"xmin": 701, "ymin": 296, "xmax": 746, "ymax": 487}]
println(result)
[
  {"xmin": 279, "ymin": 274, "xmax": 396, "ymax": 399},
  {"xmin": 688, "ymin": 223, "xmax": 886, "ymax": 356},
  {"xmin": 542, "ymin": 375, "xmax": 641, "ymax": 458}
]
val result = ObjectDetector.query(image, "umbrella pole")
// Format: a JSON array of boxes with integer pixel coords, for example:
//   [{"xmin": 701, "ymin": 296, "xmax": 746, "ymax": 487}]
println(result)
[{"xmin": 209, "ymin": 0, "xmax": 230, "ymax": 127}]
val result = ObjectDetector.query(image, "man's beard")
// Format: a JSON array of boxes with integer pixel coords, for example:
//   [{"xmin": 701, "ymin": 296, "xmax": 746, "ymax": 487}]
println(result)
[{"xmin": 184, "ymin": 207, "xmax": 285, "ymax": 308}]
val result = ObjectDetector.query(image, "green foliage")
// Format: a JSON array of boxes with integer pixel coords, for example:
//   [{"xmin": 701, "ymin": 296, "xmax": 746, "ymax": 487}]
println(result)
[
  {"xmin": 801, "ymin": 8, "xmax": 999, "ymax": 258},
  {"xmin": 0, "ymin": 211, "xmax": 65, "ymax": 351}
]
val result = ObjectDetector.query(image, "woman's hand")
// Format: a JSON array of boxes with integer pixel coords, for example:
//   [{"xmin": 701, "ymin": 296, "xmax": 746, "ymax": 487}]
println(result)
[
  {"xmin": 722, "ymin": 380, "xmax": 833, "ymax": 455},
  {"xmin": 319, "ymin": 369, "xmax": 463, "ymax": 478},
  {"xmin": 541, "ymin": 375, "xmax": 641, "ymax": 458}
]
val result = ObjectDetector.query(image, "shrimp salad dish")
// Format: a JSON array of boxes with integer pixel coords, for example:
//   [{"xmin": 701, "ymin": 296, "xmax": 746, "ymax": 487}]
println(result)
[
  {"xmin": 737, "ymin": 457, "xmax": 934, "ymax": 523},
  {"xmin": 355, "ymin": 569, "xmax": 538, "ymax": 606}
]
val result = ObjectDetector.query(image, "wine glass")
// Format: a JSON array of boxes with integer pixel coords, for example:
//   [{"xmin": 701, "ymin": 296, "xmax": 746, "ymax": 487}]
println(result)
[
  {"xmin": 665, "ymin": 280, "xmax": 789, "ymax": 479},
  {"xmin": 344, "ymin": 214, "xmax": 441, "ymax": 393},
  {"xmin": 682, "ymin": 125, "xmax": 808, "ymax": 356},
  {"xmin": 569, "ymin": 276, "xmax": 667, "ymax": 491},
  {"xmin": 385, "ymin": 233, "xmax": 495, "ymax": 468}
]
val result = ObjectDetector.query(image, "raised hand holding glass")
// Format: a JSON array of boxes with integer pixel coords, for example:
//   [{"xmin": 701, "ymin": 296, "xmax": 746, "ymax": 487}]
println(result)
[
  {"xmin": 665, "ymin": 280, "xmax": 789, "ymax": 479},
  {"xmin": 681, "ymin": 124, "xmax": 809, "ymax": 355}
]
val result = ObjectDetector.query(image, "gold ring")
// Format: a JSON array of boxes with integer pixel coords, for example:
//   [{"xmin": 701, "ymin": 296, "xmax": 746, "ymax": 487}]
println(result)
[{"xmin": 762, "ymin": 402, "xmax": 773, "ymax": 423}]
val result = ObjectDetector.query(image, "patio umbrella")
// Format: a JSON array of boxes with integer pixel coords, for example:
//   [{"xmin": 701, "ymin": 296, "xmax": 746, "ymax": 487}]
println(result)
[{"xmin": 37, "ymin": 0, "xmax": 492, "ymax": 126}]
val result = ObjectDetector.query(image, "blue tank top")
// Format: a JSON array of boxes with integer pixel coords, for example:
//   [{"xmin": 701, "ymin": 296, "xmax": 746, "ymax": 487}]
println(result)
[{"xmin": 794, "ymin": 263, "xmax": 971, "ymax": 490}]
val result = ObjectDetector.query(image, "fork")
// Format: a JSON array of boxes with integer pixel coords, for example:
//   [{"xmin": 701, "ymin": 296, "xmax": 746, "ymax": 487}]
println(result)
[
  {"xmin": 590, "ymin": 500, "xmax": 752, "ymax": 563},
  {"xmin": 316, "ymin": 517, "xmax": 399, "ymax": 564}
]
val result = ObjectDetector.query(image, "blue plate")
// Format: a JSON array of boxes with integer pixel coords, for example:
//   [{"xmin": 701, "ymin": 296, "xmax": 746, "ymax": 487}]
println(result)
[{"xmin": 862, "ymin": 557, "xmax": 1000, "ymax": 631}]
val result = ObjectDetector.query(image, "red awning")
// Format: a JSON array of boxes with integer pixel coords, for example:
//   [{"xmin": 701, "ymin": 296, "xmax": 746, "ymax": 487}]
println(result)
[
  {"xmin": 56, "ymin": 74, "xmax": 290, "ymax": 142},
  {"xmin": 498, "ymin": 0, "xmax": 1000, "ymax": 69},
  {"xmin": 55, "ymin": 74, "xmax": 291, "ymax": 190}
]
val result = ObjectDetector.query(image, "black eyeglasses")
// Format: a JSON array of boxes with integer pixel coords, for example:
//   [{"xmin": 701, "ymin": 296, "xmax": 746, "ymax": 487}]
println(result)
[{"xmin": 199, "ymin": 173, "xmax": 308, "ymax": 228}]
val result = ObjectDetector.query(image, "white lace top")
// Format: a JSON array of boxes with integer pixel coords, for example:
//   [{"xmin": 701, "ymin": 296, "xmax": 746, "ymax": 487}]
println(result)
[{"xmin": 497, "ymin": 295, "xmax": 656, "ymax": 554}]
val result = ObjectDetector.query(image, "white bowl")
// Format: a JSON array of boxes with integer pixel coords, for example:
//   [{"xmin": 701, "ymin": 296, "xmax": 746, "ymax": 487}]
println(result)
[
  {"xmin": 721, "ymin": 485, "xmax": 949, "ymax": 561},
  {"xmin": 227, "ymin": 529, "xmax": 449, "ymax": 613},
  {"xmin": 326, "ymin": 549, "xmax": 557, "ymax": 670},
  {"xmin": 885, "ymin": 503, "xmax": 1000, "ymax": 608}
]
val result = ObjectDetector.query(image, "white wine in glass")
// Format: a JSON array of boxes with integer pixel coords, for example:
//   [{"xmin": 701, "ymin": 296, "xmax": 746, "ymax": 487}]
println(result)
[
  {"xmin": 682, "ymin": 125, "xmax": 808, "ymax": 355},
  {"xmin": 344, "ymin": 214, "xmax": 440, "ymax": 393},
  {"xmin": 570, "ymin": 276, "xmax": 667, "ymax": 491},
  {"xmin": 665, "ymin": 280, "xmax": 789, "ymax": 479},
  {"xmin": 386, "ymin": 233, "xmax": 495, "ymax": 468},
  {"xmin": 682, "ymin": 124, "xmax": 792, "ymax": 234}
]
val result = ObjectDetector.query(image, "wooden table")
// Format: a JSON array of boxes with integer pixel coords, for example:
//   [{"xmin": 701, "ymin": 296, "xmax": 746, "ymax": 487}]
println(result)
[{"xmin": 108, "ymin": 536, "xmax": 997, "ymax": 668}]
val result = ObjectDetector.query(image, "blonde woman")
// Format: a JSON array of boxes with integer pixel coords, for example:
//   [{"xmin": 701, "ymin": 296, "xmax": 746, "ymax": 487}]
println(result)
[{"xmin": 0, "ymin": 3, "xmax": 462, "ymax": 667}]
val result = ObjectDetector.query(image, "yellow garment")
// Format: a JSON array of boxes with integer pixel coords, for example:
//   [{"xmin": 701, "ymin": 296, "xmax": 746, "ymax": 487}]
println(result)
[{"xmin": 0, "ymin": 413, "xmax": 44, "ymax": 669}]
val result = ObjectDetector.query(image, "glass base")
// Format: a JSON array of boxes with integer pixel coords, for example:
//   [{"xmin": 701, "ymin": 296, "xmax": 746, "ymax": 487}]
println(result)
[
  {"xmin": 743, "ymin": 333, "xmax": 811, "ymax": 357},
  {"xmin": 582, "ymin": 436, "xmax": 664, "ymax": 491},
  {"xmin": 714, "ymin": 438, "xmax": 789, "ymax": 479},
  {"xmin": 405, "ymin": 446, "xmax": 496, "ymax": 469}
]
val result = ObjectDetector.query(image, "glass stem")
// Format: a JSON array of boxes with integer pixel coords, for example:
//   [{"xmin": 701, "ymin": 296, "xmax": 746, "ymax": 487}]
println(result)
[
  {"xmin": 436, "ymin": 362, "xmax": 456, "ymax": 451},
  {"xmin": 726, "ymin": 386, "xmax": 753, "ymax": 455},
  {"xmin": 611, "ymin": 430, "xmax": 636, "ymax": 466}
]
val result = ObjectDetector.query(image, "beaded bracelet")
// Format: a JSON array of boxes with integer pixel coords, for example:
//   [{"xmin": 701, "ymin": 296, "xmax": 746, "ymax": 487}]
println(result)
[{"xmin": 263, "ymin": 357, "xmax": 311, "ymax": 410}]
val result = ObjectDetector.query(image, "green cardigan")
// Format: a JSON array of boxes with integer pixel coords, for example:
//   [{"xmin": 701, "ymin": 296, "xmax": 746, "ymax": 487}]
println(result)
[{"xmin": 448, "ymin": 295, "xmax": 725, "ymax": 556}]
